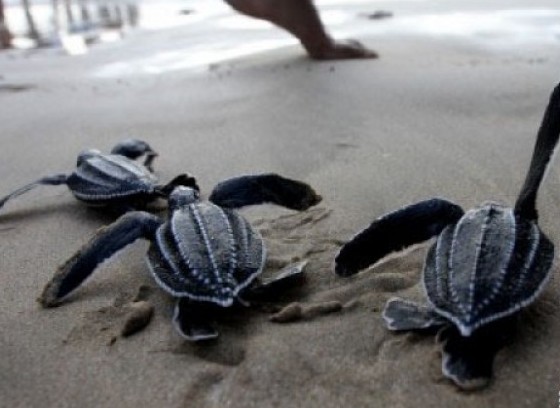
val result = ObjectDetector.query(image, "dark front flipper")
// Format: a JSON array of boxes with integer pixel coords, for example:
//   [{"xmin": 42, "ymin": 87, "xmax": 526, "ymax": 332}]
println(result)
[
  {"xmin": 242, "ymin": 261, "xmax": 307, "ymax": 301},
  {"xmin": 382, "ymin": 297, "xmax": 447, "ymax": 331},
  {"xmin": 209, "ymin": 174, "xmax": 322, "ymax": 211},
  {"xmin": 515, "ymin": 83, "xmax": 560, "ymax": 221},
  {"xmin": 110, "ymin": 139, "xmax": 158, "ymax": 172},
  {"xmin": 39, "ymin": 211, "xmax": 161, "ymax": 307},
  {"xmin": 0, "ymin": 174, "xmax": 68, "ymax": 211},
  {"xmin": 438, "ymin": 318, "xmax": 515, "ymax": 391},
  {"xmin": 172, "ymin": 298, "xmax": 219, "ymax": 341},
  {"xmin": 335, "ymin": 198, "xmax": 464, "ymax": 277}
]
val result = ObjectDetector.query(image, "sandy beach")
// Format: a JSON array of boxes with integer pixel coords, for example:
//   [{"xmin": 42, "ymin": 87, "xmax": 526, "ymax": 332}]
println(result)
[{"xmin": 1, "ymin": 0, "xmax": 559, "ymax": 407}]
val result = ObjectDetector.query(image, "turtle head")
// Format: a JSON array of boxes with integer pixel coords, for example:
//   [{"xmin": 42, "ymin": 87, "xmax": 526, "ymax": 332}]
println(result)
[
  {"xmin": 169, "ymin": 186, "xmax": 200, "ymax": 210},
  {"xmin": 77, "ymin": 149, "xmax": 101, "ymax": 166},
  {"xmin": 110, "ymin": 139, "xmax": 157, "ymax": 160}
]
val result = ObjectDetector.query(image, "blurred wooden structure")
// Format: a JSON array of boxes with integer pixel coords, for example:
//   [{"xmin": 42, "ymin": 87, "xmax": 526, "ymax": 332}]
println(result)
[
  {"xmin": 0, "ymin": 0, "xmax": 12, "ymax": 48},
  {"xmin": 1, "ymin": 0, "xmax": 141, "ymax": 49},
  {"xmin": 22, "ymin": 0, "xmax": 41, "ymax": 42}
]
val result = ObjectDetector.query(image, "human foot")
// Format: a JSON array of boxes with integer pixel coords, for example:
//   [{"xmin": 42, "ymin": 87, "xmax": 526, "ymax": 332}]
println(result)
[
  {"xmin": 305, "ymin": 38, "xmax": 378, "ymax": 60},
  {"xmin": 225, "ymin": 0, "xmax": 378, "ymax": 60}
]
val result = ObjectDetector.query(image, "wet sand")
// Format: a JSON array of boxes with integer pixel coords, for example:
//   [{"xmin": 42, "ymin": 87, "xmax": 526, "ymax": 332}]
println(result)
[{"xmin": 0, "ymin": 0, "xmax": 559, "ymax": 407}]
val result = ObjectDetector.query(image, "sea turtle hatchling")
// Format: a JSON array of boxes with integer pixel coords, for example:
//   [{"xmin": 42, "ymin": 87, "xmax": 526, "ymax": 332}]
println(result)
[
  {"xmin": 334, "ymin": 83, "xmax": 560, "ymax": 389},
  {"xmin": 0, "ymin": 139, "xmax": 198, "ymax": 214},
  {"xmin": 39, "ymin": 173, "xmax": 322, "ymax": 341}
]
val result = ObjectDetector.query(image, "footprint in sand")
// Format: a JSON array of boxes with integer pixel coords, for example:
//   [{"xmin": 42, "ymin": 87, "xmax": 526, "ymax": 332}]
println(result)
[
  {"xmin": 255, "ymin": 207, "xmax": 338, "ymax": 269},
  {"xmin": 182, "ymin": 369, "xmax": 227, "ymax": 408},
  {"xmin": 182, "ymin": 340, "xmax": 247, "ymax": 367},
  {"xmin": 63, "ymin": 285, "xmax": 156, "ymax": 346},
  {"xmin": 0, "ymin": 84, "xmax": 35, "ymax": 93},
  {"xmin": 269, "ymin": 300, "xmax": 343, "ymax": 323}
]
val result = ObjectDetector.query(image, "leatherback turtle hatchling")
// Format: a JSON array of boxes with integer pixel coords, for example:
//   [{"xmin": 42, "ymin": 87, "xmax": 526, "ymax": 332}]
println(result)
[
  {"xmin": 39, "ymin": 173, "xmax": 322, "ymax": 340},
  {"xmin": 334, "ymin": 83, "xmax": 560, "ymax": 389},
  {"xmin": 0, "ymin": 139, "xmax": 198, "ymax": 214}
]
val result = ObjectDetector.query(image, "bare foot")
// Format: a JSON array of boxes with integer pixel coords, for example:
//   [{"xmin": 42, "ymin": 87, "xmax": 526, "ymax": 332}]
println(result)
[
  {"xmin": 225, "ymin": 0, "xmax": 378, "ymax": 60},
  {"xmin": 306, "ymin": 39, "xmax": 378, "ymax": 60}
]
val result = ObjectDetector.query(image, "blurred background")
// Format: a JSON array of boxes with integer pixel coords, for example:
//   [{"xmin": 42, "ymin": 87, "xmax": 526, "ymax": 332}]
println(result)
[
  {"xmin": 0, "ymin": 0, "xmax": 212, "ymax": 50},
  {"xmin": 1, "ymin": 1, "xmax": 558, "ymax": 59}
]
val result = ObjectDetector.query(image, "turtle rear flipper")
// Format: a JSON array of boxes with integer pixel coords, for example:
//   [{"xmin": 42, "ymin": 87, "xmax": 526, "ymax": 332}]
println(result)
[
  {"xmin": 154, "ymin": 174, "xmax": 200, "ymax": 198},
  {"xmin": 382, "ymin": 297, "xmax": 447, "ymax": 331},
  {"xmin": 209, "ymin": 174, "xmax": 322, "ymax": 211},
  {"xmin": 39, "ymin": 211, "xmax": 161, "ymax": 307},
  {"xmin": 172, "ymin": 298, "xmax": 219, "ymax": 341},
  {"xmin": 242, "ymin": 260, "xmax": 307, "ymax": 301},
  {"xmin": 438, "ymin": 319, "xmax": 515, "ymax": 391},
  {"xmin": 110, "ymin": 139, "xmax": 158, "ymax": 172},
  {"xmin": 335, "ymin": 198, "xmax": 464, "ymax": 277},
  {"xmin": 0, "ymin": 174, "xmax": 68, "ymax": 211}
]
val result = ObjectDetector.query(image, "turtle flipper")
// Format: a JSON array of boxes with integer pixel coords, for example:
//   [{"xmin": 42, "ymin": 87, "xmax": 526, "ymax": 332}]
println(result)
[
  {"xmin": 514, "ymin": 83, "xmax": 560, "ymax": 221},
  {"xmin": 0, "ymin": 174, "xmax": 68, "ymax": 211},
  {"xmin": 209, "ymin": 174, "xmax": 322, "ymax": 211},
  {"xmin": 155, "ymin": 174, "xmax": 200, "ymax": 198},
  {"xmin": 335, "ymin": 198, "xmax": 464, "ymax": 277},
  {"xmin": 438, "ymin": 319, "xmax": 514, "ymax": 391},
  {"xmin": 39, "ymin": 211, "xmax": 161, "ymax": 307},
  {"xmin": 382, "ymin": 297, "xmax": 447, "ymax": 331},
  {"xmin": 172, "ymin": 298, "xmax": 219, "ymax": 341},
  {"xmin": 142, "ymin": 153, "xmax": 158, "ymax": 173},
  {"xmin": 242, "ymin": 260, "xmax": 307, "ymax": 301},
  {"xmin": 110, "ymin": 139, "xmax": 158, "ymax": 172}
]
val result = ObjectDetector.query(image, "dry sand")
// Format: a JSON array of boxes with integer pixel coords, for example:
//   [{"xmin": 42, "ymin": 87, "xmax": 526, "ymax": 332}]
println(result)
[{"xmin": 0, "ymin": 0, "xmax": 559, "ymax": 407}]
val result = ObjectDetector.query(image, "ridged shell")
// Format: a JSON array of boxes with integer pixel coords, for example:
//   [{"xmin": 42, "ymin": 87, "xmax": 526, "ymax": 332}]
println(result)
[
  {"xmin": 423, "ymin": 202, "xmax": 554, "ymax": 336},
  {"xmin": 146, "ymin": 202, "xmax": 265, "ymax": 307},
  {"xmin": 65, "ymin": 154, "xmax": 157, "ymax": 202}
]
